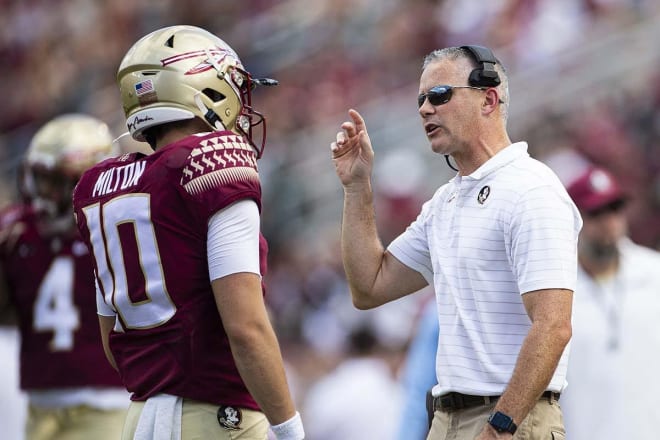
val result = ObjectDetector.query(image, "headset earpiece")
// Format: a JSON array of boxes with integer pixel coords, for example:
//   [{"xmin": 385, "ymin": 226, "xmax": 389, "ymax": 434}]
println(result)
[{"xmin": 461, "ymin": 45, "xmax": 501, "ymax": 88}]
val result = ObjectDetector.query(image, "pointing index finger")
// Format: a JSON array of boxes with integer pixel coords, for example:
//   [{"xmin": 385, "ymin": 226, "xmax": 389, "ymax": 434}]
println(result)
[{"xmin": 348, "ymin": 109, "xmax": 365, "ymax": 129}]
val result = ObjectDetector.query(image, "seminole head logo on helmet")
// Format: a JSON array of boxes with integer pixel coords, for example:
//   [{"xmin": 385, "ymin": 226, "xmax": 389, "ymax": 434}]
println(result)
[{"xmin": 117, "ymin": 25, "xmax": 277, "ymax": 158}]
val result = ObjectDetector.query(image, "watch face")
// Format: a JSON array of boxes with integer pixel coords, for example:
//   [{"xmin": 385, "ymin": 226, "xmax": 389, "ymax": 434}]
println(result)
[{"xmin": 489, "ymin": 411, "xmax": 515, "ymax": 433}]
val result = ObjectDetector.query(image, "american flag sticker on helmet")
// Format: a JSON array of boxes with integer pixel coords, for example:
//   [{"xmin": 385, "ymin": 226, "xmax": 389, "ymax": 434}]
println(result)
[{"xmin": 135, "ymin": 80, "xmax": 154, "ymax": 96}]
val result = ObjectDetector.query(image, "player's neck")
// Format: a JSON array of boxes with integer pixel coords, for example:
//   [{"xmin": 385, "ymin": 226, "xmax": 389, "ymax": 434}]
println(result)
[
  {"xmin": 155, "ymin": 119, "xmax": 212, "ymax": 150},
  {"xmin": 156, "ymin": 129, "xmax": 195, "ymax": 150}
]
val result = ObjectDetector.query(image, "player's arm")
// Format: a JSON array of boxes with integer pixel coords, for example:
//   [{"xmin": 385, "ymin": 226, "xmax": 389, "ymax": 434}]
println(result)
[
  {"xmin": 213, "ymin": 273, "xmax": 297, "ymax": 424},
  {"xmin": 484, "ymin": 288, "xmax": 572, "ymax": 434},
  {"xmin": 98, "ymin": 314, "xmax": 118, "ymax": 371},
  {"xmin": 332, "ymin": 109, "xmax": 427, "ymax": 309},
  {"xmin": 208, "ymin": 200, "xmax": 303, "ymax": 437},
  {"xmin": 95, "ymin": 278, "xmax": 118, "ymax": 371}
]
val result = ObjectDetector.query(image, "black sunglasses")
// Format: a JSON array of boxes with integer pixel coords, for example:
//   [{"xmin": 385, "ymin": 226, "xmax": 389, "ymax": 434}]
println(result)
[{"xmin": 417, "ymin": 85, "xmax": 489, "ymax": 108}]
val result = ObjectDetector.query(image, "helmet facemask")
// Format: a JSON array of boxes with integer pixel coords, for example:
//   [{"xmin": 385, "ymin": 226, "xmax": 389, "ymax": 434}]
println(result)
[{"xmin": 193, "ymin": 55, "xmax": 267, "ymax": 158}]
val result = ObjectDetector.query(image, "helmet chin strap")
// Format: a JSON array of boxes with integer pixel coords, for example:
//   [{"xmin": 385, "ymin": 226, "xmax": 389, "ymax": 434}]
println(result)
[
  {"xmin": 194, "ymin": 93, "xmax": 226, "ymax": 131},
  {"xmin": 194, "ymin": 48, "xmax": 237, "ymax": 132},
  {"xmin": 445, "ymin": 155, "xmax": 459, "ymax": 171}
]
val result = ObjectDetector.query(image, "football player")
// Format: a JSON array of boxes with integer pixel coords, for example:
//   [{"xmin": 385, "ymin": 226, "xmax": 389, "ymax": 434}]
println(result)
[
  {"xmin": 72, "ymin": 25, "xmax": 304, "ymax": 440},
  {"xmin": 0, "ymin": 114, "xmax": 129, "ymax": 440}
]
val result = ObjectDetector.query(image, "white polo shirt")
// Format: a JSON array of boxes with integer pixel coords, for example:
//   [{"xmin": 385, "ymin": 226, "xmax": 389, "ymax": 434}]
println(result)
[{"xmin": 388, "ymin": 142, "xmax": 582, "ymax": 397}]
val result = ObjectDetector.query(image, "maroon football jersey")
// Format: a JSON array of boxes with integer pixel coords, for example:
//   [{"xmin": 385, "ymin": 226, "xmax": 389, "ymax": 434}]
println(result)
[
  {"xmin": 72, "ymin": 131, "xmax": 265, "ymax": 410},
  {"xmin": 0, "ymin": 204, "xmax": 124, "ymax": 390}
]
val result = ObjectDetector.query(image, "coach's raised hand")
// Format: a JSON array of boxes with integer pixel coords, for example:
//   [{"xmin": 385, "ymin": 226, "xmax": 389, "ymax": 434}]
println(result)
[{"xmin": 331, "ymin": 109, "xmax": 374, "ymax": 189}]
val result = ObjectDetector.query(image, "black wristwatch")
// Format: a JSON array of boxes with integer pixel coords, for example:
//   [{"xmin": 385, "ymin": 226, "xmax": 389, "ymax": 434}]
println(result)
[{"xmin": 488, "ymin": 411, "xmax": 517, "ymax": 434}]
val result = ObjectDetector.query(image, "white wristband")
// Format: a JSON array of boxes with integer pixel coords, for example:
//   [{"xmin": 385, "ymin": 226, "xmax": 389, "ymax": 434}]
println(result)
[{"xmin": 271, "ymin": 411, "xmax": 305, "ymax": 440}]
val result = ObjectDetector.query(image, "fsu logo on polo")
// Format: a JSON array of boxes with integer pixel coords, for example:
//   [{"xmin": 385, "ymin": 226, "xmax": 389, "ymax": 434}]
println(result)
[
  {"xmin": 217, "ymin": 405, "xmax": 242, "ymax": 430},
  {"xmin": 477, "ymin": 185, "xmax": 491, "ymax": 205}
]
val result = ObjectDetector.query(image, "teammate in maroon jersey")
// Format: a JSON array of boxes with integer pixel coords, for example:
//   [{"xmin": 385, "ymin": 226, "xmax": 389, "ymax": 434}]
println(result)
[
  {"xmin": 0, "ymin": 114, "xmax": 129, "ymax": 440},
  {"xmin": 72, "ymin": 25, "xmax": 304, "ymax": 440}
]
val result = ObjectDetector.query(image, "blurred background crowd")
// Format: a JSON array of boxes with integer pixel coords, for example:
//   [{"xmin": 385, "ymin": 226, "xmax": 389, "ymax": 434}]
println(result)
[{"xmin": 1, "ymin": 0, "xmax": 660, "ymax": 438}]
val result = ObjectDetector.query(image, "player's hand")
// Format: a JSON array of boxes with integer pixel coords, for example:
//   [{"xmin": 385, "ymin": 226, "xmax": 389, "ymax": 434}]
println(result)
[{"xmin": 330, "ymin": 109, "xmax": 374, "ymax": 190}]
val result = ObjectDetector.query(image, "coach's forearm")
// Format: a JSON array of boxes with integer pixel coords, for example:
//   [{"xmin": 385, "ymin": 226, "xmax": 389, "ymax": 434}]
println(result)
[
  {"xmin": 493, "ymin": 318, "xmax": 571, "ymax": 426},
  {"xmin": 341, "ymin": 183, "xmax": 387, "ymax": 309}
]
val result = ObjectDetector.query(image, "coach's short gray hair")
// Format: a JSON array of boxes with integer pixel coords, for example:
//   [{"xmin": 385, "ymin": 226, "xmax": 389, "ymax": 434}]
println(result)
[{"xmin": 422, "ymin": 47, "xmax": 509, "ymax": 122}]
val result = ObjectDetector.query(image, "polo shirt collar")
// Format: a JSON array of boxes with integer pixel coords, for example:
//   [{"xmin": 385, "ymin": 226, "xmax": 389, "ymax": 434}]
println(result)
[{"xmin": 459, "ymin": 142, "xmax": 529, "ymax": 181}]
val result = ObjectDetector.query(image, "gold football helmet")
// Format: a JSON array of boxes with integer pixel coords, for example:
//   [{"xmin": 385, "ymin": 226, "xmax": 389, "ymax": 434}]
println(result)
[
  {"xmin": 22, "ymin": 113, "xmax": 117, "ymax": 220},
  {"xmin": 117, "ymin": 25, "xmax": 273, "ymax": 158}
]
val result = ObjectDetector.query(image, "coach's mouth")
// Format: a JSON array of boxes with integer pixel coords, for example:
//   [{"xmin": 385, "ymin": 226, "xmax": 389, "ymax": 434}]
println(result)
[{"xmin": 425, "ymin": 122, "xmax": 442, "ymax": 137}]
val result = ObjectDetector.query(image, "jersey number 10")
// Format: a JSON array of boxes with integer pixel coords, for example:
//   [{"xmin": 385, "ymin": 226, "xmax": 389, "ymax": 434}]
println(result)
[{"xmin": 82, "ymin": 194, "xmax": 176, "ymax": 331}]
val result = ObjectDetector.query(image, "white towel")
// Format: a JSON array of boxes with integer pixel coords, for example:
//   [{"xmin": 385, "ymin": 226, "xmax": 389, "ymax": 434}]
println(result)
[{"xmin": 133, "ymin": 393, "xmax": 183, "ymax": 440}]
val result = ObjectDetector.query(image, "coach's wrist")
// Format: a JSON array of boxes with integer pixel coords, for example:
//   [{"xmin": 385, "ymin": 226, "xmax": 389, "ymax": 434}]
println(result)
[
  {"xmin": 343, "ymin": 180, "xmax": 373, "ymax": 195},
  {"xmin": 271, "ymin": 411, "xmax": 305, "ymax": 440}
]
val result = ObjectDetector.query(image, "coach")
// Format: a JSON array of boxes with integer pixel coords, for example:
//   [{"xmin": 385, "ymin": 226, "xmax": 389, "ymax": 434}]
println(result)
[{"xmin": 330, "ymin": 45, "xmax": 582, "ymax": 439}]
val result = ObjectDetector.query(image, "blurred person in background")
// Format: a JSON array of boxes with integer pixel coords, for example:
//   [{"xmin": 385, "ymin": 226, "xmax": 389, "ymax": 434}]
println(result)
[
  {"xmin": 72, "ymin": 25, "xmax": 303, "ymax": 440},
  {"xmin": 303, "ymin": 319, "xmax": 404, "ymax": 440},
  {"xmin": 0, "ymin": 114, "xmax": 129, "ymax": 440},
  {"xmin": 561, "ymin": 166, "xmax": 660, "ymax": 439},
  {"xmin": 395, "ymin": 296, "xmax": 438, "ymax": 440},
  {"xmin": 330, "ymin": 45, "xmax": 581, "ymax": 439}
]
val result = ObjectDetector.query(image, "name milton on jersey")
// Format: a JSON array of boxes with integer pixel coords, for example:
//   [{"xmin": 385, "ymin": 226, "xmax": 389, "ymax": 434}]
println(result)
[{"xmin": 92, "ymin": 161, "xmax": 146, "ymax": 198}]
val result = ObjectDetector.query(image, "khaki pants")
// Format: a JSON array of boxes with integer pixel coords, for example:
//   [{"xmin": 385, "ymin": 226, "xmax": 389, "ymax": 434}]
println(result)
[
  {"xmin": 122, "ymin": 399, "xmax": 269, "ymax": 440},
  {"xmin": 27, "ymin": 404, "xmax": 127, "ymax": 440},
  {"xmin": 427, "ymin": 397, "xmax": 565, "ymax": 440}
]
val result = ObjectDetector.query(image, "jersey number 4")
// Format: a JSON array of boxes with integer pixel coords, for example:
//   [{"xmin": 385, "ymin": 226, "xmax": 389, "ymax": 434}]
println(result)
[
  {"xmin": 82, "ymin": 194, "xmax": 176, "ymax": 330},
  {"xmin": 33, "ymin": 256, "xmax": 79, "ymax": 351}
]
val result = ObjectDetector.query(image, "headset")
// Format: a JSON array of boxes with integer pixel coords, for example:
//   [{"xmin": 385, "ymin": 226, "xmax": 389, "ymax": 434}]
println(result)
[
  {"xmin": 460, "ymin": 45, "xmax": 501, "ymax": 87},
  {"xmin": 442, "ymin": 46, "xmax": 501, "ymax": 172}
]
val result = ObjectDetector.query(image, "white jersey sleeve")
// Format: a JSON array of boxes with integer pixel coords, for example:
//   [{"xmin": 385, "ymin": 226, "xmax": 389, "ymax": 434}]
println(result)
[{"xmin": 207, "ymin": 199, "xmax": 261, "ymax": 281}]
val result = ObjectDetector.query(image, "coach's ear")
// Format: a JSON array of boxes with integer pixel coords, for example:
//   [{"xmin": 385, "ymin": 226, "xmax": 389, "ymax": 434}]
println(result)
[{"xmin": 482, "ymin": 88, "xmax": 501, "ymax": 115}]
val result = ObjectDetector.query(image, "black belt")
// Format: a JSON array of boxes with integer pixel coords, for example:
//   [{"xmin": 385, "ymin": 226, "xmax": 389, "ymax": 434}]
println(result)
[{"xmin": 432, "ymin": 390, "xmax": 560, "ymax": 412}]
